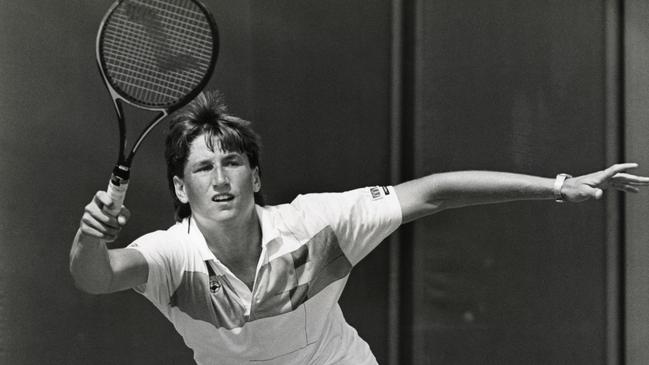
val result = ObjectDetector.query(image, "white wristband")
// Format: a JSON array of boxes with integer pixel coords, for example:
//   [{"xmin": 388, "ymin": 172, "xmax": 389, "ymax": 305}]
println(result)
[{"xmin": 553, "ymin": 173, "xmax": 572, "ymax": 203}]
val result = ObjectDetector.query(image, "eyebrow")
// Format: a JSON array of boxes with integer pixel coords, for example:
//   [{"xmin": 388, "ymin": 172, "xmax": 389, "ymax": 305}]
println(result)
[
  {"xmin": 189, "ymin": 159, "xmax": 212, "ymax": 169},
  {"xmin": 190, "ymin": 153, "xmax": 244, "ymax": 166},
  {"xmin": 221, "ymin": 152, "xmax": 244, "ymax": 159}
]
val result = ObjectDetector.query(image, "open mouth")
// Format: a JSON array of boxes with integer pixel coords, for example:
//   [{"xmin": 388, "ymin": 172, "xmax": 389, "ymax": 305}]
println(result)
[{"xmin": 212, "ymin": 194, "xmax": 234, "ymax": 202}]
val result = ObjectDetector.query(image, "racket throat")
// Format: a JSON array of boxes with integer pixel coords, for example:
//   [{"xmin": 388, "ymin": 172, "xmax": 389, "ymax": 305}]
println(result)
[
  {"xmin": 113, "ymin": 98, "xmax": 127, "ymax": 162},
  {"xmin": 128, "ymin": 110, "xmax": 167, "ymax": 159}
]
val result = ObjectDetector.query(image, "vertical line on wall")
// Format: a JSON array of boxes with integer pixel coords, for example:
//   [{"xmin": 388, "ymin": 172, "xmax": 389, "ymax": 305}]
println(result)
[
  {"xmin": 387, "ymin": 0, "xmax": 404, "ymax": 363},
  {"xmin": 392, "ymin": 0, "xmax": 418, "ymax": 363},
  {"xmin": 604, "ymin": 0, "xmax": 625, "ymax": 364}
]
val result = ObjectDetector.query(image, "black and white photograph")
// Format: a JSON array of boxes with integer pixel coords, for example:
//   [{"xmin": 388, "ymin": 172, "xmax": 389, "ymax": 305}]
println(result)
[{"xmin": 2, "ymin": 1, "xmax": 649, "ymax": 364}]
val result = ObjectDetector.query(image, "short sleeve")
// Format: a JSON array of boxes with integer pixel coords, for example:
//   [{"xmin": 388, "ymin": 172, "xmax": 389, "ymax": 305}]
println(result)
[
  {"xmin": 290, "ymin": 186, "xmax": 402, "ymax": 265},
  {"xmin": 127, "ymin": 230, "xmax": 183, "ymax": 307}
]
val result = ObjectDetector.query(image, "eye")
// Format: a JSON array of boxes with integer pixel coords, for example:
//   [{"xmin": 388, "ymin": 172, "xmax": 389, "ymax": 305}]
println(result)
[
  {"xmin": 224, "ymin": 158, "xmax": 243, "ymax": 167},
  {"xmin": 194, "ymin": 163, "xmax": 212, "ymax": 173}
]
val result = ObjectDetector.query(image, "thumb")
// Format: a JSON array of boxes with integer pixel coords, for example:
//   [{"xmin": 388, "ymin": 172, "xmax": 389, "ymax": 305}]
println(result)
[
  {"xmin": 117, "ymin": 215, "xmax": 128, "ymax": 226},
  {"xmin": 592, "ymin": 187, "xmax": 604, "ymax": 200},
  {"xmin": 117, "ymin": 206, "xmax": 131, "ymax": 226},
  {"xmin": 576, "ymin": 184, "xmax": 604, "ymax": 201}
]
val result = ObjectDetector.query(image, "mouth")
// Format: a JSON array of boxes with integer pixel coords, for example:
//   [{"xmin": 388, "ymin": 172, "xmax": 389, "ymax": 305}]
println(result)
[{"xmin": 211, "ymin": 193, "xmax": 234, "ymax": 203}]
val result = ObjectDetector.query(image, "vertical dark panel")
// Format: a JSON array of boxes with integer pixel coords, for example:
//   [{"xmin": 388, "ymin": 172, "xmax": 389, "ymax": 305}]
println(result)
[
  {"xmin": 249, "ymin": 1, "xmax": 393, "ymax": 362},
  {"xmin": 604, "ymin": 1, "xmax": 623, "ymax": 364},
  {"xmin": 406, "ymin": 1, "xmax": 609, "ymax": 363},
  {"xmin": 624, "ymin": 0, "xmax": 649, "ymax": 363}
]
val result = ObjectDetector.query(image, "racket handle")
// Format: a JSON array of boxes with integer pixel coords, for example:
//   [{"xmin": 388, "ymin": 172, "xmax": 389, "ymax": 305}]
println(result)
[{"xmin": 106, "ymin": 165, "xmax": 130, "ymax": 216}]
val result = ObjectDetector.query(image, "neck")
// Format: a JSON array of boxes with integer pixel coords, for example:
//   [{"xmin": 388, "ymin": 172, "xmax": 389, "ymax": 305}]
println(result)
[{"xmin": 194, "ymin": 208, "xmax": 262, "ymax": 266}]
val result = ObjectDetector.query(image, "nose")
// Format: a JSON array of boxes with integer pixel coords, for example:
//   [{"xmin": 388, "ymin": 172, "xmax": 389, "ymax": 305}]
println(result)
[{"xmin": 211, "ymin": 167, "xmax": 229, "ymax": 188}]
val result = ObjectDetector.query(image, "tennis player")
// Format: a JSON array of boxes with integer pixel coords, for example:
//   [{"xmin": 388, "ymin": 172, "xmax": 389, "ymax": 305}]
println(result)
[{"xmin": 70, "ymin": 90, "xmax": 649, "ymax": 364}]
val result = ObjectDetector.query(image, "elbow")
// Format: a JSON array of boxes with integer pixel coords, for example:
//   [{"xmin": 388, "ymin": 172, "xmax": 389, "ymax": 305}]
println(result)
[
  {"xmin": 72, "ymin": 279, "xmax": 109, "ymax": 295},
  {"xmin": 402, "ymin": 199, "xmax": 449, "ymax": 224}
]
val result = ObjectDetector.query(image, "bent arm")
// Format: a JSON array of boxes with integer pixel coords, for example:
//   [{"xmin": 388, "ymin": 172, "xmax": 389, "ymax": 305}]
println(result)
[
  {"xmin": 69, "ymin": 191, "xmax": 148, "ymax": 294},
  {"xmin": 395, "ymin": 163, "xmax": 649, "ymax": 223},
  {"xmin": 69, "ymin": 230, "xmax": 147, "ymax": 294}
]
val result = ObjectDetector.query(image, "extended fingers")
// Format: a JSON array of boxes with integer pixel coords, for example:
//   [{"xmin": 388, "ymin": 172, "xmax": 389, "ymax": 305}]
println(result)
[
  {"xmin": 604, "ymin": 163, "xmax": 639, "ymax": 178},
  {"xmin": 611, "ymin": 182, "xmax": 641, "ymax": 193},
  {"xmin": 611, "ymin": 172, "xmax": 649, "ymax": 185}
]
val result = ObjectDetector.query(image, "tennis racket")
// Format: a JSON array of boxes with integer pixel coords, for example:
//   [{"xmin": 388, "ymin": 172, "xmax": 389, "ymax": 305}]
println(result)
[{"xmin": 96, "ymin": 0, "xmax": 219, "ymax": 215}]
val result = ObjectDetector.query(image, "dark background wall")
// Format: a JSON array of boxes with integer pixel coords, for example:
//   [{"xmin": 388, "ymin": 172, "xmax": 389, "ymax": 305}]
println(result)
[
  {"xmin": 1, "ymin": 0, "xmax": 647, "ymax": 364},
  {"xmin": 404, "ymin": 1, "xmax": 611, "ymax": 363}
]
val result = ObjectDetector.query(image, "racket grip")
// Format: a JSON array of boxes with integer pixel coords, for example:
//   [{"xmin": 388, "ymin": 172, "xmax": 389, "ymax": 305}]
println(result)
[{"xmin": 106, "ymin": 165, "xmax": 130, "ymax": 216}]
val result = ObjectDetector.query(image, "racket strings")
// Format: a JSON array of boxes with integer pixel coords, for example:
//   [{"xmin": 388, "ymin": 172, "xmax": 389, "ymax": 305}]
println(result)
[
  {"xmin": 102, "ymin": 36, "xmax": 207, "ymax": 90},
  {"xmin": 103, "ymin": 16, "xmax": 209, "ymax": 99},
  {"xmin": 100, "ymin": 0, "xmax": 215, "ymax": 107},
  {"xmin": 110, "ymin": 7, "xmax": 213, "ymax": 55},
  {"xmin": 103, "ymin": 23, "xmax": 212, "ymax": 67}
]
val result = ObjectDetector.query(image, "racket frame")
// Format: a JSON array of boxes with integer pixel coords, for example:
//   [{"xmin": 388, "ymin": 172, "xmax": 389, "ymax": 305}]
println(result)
[{"xmin": 95, "ymin": 0, "xmax": 219, "ymax": 213}]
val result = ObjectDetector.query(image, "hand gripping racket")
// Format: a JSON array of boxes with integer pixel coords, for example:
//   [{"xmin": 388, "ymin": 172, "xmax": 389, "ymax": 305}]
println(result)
[{"xmin": 97, "ymin": 0, "xmax": 218, "ymax": 215}]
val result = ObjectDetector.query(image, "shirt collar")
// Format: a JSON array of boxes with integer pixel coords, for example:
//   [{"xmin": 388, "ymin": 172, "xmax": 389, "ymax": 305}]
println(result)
[
  {"xmin": 185, "ymin": 217, "xmax": 212, "ymax": 260},
  {"xmin": 183, "ymin": 205, "xmax": 279, "ymax": 260},
  {"xmin": 255, "ymin": 204, "xmax": 280, "ymax": 248}
]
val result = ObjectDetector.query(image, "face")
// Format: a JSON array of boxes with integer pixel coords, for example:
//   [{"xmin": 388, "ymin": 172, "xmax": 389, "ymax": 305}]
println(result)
[{"xmin": 173, "ymin": 134, "xmax": 261, "ymax": 224}]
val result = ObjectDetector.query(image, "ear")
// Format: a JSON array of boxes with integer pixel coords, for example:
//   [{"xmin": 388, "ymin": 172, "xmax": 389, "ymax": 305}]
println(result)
[
  {"xmin": 173, "ymin": 176, "xmax": 189, "ymax": 204},
  {"xmin": 252, "ymin": 167, "xmax": 261, "ymax": 193}
]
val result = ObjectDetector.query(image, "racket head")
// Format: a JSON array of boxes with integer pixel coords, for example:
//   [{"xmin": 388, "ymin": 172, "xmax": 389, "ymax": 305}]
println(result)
[{"xmin": 96, "ymin": 0, "xmax": 219, "ymax": 111}]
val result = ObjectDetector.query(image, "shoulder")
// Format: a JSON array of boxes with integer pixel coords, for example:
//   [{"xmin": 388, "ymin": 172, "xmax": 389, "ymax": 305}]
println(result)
[
  {"xmin": 290, "ymin": 186, "xmax": 399, "ymax": 220},
  {"xmin": 128, "ymin": 221, "xmax": 187, "ymax": 252},
  {"xmin": 264, "ymin": 186, "xmax": 401, "ymax": 231},
  {"xmin": 288, "ymin": 188, "xmax": 359, "ymax": 214}
]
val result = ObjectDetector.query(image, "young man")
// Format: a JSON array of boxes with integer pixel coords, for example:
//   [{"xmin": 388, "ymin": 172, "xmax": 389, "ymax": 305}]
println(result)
[{"xmin": 70, "ymin": 91, "xmax": 649, "ymax": 364}]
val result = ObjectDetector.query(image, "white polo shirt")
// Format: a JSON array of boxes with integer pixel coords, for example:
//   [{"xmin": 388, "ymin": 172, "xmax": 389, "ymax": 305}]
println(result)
[{"xmin": 128, "ymin": 186, "xmax": 402, "ymax": 364}]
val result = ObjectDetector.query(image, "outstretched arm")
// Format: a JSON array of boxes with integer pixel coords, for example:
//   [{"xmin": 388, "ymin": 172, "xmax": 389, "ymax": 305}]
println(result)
[{"xmin": 395, "ymin": 163, "xmax": 649, "ymax": 223}]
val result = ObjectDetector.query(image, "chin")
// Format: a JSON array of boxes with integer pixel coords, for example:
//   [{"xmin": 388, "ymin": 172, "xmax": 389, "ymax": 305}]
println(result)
[
  {"xmin": 210, "ymin": 209, "xmax": 239, "ymax": 221},
  {"xmin": 213, "ymin": 205, "xmax": 253, "ymax": 221},
  {"xmin": 206, "ymin": 200, "xmax": 254, "ymax": 221}
]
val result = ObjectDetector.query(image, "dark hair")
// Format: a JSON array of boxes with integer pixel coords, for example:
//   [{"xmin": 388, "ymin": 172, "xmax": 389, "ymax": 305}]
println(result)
[{"xmin": 165, "ymin": 90, "xmax": 264, "ymax": 221}]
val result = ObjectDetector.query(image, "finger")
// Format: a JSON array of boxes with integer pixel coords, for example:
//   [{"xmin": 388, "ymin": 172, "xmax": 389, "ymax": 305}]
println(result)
[
  {"xmin": 612, "ymin": 181, "xmax": 641, "ymax": 192},
  {"xmin": 81, "ymin": 213, "xmax": 121, "ymax": 237},
  {"xmin": 79, "ymin": 224, "xmax": 107, "ymax": 239},
  {"xmin": 604, "ymin": 163, "xmax": 639, "ymax": 178},
  {"xmin": 611, "ymin": 173, "xmax": 649, "ymax": 185},
  {"xmin": 93, "ymin": 191, "xmax": 114, "ymax": 211},
  {"xmin": 616, "ymin": 185, "xmax": 640, "ymax": 193},
  {"xmin": 85, "ymin": 201, "xmax": 120, "ymax": 229},
  {"xmin": 80, "ymin": 223, "xmax": 118, "ymax": 241},
  {"xmin": 621, "ymin": 181, "xmax": 649, "ymax": 187}
]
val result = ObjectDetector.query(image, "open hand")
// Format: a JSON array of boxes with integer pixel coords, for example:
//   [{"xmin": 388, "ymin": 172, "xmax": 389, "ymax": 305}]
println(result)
[{"xmin": 561, "ymin": 163, "xmax": 649, "ymax": 202}]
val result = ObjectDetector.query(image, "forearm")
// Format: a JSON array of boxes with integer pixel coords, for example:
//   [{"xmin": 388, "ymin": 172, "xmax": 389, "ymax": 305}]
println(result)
[
  {"xmin": 396, "ymin": 171, "xmax": 555, "ymax": 222},
  {"xmin": 429, "ymin": 171, "xmax": 555, "ymax": 207},
  {"xmin": 69, "ymin": 229, "xmax": 114, "ymax": 294}
]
